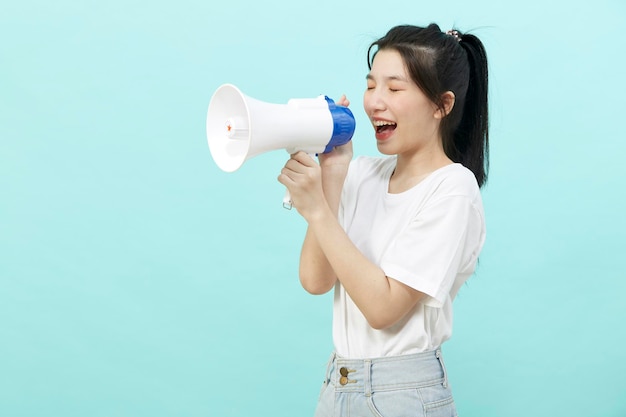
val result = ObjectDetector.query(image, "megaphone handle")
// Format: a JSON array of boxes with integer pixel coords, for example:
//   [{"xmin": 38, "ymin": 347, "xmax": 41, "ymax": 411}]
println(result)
[{"xmin": 283, "ymin": 189, "xmax": 293, "ymax": 210}]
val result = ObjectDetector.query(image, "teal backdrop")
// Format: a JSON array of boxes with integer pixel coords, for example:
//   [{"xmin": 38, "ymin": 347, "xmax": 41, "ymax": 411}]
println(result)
[{"xmin": 1, "ymin": 0, "xmax": 625, "ymax": 416}]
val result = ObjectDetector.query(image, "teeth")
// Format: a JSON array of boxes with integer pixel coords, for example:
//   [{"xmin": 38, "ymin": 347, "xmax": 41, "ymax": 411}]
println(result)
[{"xmin": 373, "ymin": 120, "xmax": 396, "ymax": 126}]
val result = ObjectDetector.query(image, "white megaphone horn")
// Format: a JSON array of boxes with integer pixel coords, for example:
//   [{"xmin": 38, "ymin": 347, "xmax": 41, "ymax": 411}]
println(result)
[{"xmin": 206, "ymin": 83, "xmax": 356, "ymax": 209}]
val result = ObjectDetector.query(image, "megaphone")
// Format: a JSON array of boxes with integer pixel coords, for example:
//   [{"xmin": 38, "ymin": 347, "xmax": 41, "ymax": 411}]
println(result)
[{"xmin": 206, "ymin": 83, "xmax": 355, "ymax": 208}]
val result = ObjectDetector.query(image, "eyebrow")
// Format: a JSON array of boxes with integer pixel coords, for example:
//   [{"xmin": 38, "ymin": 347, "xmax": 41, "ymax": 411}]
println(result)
[{"xmin": 365, "ymin": 73, "xmax": 409, "ymax": 82}]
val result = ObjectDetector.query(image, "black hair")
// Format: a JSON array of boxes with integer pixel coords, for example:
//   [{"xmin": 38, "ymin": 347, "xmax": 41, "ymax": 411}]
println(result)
[{"xmin": 367, "ymin": 23, "xmax": 489, "ymax": 187}]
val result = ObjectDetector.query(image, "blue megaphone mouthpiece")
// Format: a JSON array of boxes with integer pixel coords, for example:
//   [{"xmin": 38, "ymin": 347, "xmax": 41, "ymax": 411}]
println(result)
[{"xmin": 323, "ymin": 96, "xmax": 356, "ymax": 153}]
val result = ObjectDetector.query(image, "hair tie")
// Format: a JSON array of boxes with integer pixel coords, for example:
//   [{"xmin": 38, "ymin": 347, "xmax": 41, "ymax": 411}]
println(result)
[{"xmin": 446, "ymin": 30, "xmax": 461, "ymax": 42}]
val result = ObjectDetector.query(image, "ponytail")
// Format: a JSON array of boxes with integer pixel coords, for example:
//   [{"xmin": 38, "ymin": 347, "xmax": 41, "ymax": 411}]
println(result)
[{"xmin": 455, "ymin": 33, "xmax": 489, "ymax": 187}]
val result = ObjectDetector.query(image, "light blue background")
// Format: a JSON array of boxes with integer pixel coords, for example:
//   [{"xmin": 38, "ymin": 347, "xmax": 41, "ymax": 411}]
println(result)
[{"xmin": 1, "ymin": 0, "xmax": 625, "ymax": 416}]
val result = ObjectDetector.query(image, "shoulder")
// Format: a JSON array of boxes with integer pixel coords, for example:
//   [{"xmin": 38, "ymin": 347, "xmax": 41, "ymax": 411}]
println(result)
[
  {"xmin": 428, "ymin": 163, "xmax": 481, "ymax": 201},
  {"xmin": 349, "ymin": 155, "xmax": 395, "ymax": 175},
  {"xmin": 344, "ymin": 155, "xmax": 395, "ymax": 187},
  {"xmin": 421, "ymin": 165, "xmax": 486, "ymax": 243}
]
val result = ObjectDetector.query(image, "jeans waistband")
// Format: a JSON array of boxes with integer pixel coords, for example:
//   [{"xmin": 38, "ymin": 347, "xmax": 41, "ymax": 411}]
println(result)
[{"xmin": 323, "ymin": 349, "xmax": 449, "ymax": 394}]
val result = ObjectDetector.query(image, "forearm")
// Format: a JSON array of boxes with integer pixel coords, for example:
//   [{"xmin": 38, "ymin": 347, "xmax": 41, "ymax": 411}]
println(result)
[
  {"xmin": 298, "ymin": 167, "xmax": 346, "ymax": 294},
  {"xmin": 306, "ymin": 205, "xmax": 417, "ymax": 329},
  {"xmin": 299, "ymin": 228, "xmax": 336, "ymax": 294}
]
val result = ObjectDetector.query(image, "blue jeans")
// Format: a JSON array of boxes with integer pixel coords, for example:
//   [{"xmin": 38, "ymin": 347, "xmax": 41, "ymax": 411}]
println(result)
[{"xmin": 314, "ymin": 349, "xmax": 457, "ymax": 417}]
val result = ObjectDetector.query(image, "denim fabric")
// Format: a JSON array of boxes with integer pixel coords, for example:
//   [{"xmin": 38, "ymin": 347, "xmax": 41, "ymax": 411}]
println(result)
[{"xmin": 314, "ymin": 349, "xmax": 457, "ymax": 417}]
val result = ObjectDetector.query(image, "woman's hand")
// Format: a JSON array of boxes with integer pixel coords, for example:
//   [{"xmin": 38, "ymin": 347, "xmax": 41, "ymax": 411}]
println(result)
[{"xmin": 278, "ymin": 151, "xmax": 327, "ymax": 221}]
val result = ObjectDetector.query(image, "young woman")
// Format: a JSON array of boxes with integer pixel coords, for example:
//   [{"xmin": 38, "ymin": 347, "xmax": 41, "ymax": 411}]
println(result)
[{"xmin": 278, "ymin": 23, "xmax": 489, "ymax": 416}]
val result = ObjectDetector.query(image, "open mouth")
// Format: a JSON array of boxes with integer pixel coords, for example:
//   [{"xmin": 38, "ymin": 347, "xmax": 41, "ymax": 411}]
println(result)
[{"xmin": 374, "ymin": 120, "xmax": 397, "ymax": 134}]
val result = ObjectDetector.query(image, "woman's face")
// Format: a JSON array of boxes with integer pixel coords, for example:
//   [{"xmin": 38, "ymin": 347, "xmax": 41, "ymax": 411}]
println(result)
[{"xmin": 363, "ymin": 49, "xmax": 441, "ymax": 157}]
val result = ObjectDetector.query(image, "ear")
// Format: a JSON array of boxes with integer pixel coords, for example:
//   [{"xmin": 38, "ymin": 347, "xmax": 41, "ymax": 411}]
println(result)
[{"xmin": 434, "ymin": 91, "xmax": 456, "ymax": 119}]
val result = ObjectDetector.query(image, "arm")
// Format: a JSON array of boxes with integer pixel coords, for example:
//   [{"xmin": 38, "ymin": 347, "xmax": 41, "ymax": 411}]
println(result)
[
  {"xmin": 279, "ymin": 152, "xmax": 425, "ymax": 330},
  {"xmin": 298, "ymin": 160, "xmax": 347, "ymax": 295},
  {"xmin": 300, "ymin": 192, "xmax": 425, "ymax": 329},
  {"xmin": 295, "ymin": 95, "xmax": 352, "ymax": 295}
]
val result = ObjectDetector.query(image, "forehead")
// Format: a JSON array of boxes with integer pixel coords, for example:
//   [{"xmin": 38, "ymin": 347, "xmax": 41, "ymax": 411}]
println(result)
[{"xmin": 367, "ymin": 49, "xmax": 409, "ymax": 81}]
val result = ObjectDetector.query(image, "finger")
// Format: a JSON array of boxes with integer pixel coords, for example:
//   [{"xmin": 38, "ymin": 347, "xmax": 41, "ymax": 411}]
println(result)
[
  {"xmin": 284, "ymin": 156, "xmax": 308, "ymax": 174},
  {"xmin": 290, "ymin": 151, "xmax": 317, "ymax": 167},
  {"xmin": 277, "ymin": 167, "xmax": 299, "ymax": 186},
  {"xmin": 337, "ymin": 94, "xmax": 350, "ymax": 107},
  {"xmin": 277, "ymin": 173, "xmax": 298, "ymax": 192}
]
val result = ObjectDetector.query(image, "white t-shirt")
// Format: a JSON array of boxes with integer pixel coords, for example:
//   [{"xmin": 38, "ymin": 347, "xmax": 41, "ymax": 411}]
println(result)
[{"xmin": 334, "ymin": 155, "xmax": 486, "ymax": 358}]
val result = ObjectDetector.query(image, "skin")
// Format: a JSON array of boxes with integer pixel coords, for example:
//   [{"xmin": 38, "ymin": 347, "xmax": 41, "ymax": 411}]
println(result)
[{"xmin": 277, "ymin": 49, "xmax": 456, "ymax": 330}]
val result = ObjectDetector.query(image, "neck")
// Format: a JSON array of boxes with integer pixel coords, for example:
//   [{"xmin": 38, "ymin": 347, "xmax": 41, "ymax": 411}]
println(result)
[{"xmin": 389, "ymin": 142, "xmax": 453, "ymax": 193}]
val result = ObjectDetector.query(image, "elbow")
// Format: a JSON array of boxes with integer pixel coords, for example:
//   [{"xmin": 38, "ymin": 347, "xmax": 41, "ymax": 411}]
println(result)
[
  {"xmin": 365, "ymin": 316, "xmax": 396, "ymax": 330},
  {"xmin": 299, "ymin": 274, "xmax": 335, "ymax": 295},
  {"xmin": 304, "ymin": 285, "xmax": 333, "ymax": 295},
  {"xmin": 364, "ymin": 308, "xmax": 406, "ymax": 330},
  {"xmin": 367, "ymin": 318, "xmax": 393, "ymax": 331}
]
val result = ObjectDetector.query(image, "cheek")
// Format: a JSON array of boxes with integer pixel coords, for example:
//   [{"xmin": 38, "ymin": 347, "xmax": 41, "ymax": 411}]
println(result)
[
  {"xmin": 362, "ymin": 91, "xmax": 371, "ymax": 112},
  {"xmin": 403, "ymin": 99, "xmax": 436, "ymax": 123},
  {"xmin": 399, "ymin": 108, "xmax": 433, "ymax": 135}
]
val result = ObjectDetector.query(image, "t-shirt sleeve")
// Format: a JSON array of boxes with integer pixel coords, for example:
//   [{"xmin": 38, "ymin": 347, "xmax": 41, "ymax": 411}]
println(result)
[{"xmin": 379, "ymin": 195, "xmax": 483, "ymax": 308}]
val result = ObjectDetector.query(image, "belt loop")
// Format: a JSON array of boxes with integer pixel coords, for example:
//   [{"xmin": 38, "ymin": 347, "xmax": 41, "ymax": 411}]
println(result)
[
  {"xmin": 364, "ymin": 359, "xmax": 372, "ymax": 397},
  {"xmin": 325, "ymin": 352, "xmax": 336, "ymax": 384},
  {"xmin": 435, "ymin": 349, "xmax": 448, "ymax": 388}
]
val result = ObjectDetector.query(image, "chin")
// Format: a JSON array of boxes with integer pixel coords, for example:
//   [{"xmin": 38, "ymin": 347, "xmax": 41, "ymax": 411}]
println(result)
[{"xmin": 376, "ymin": 140, "xmax": 396, "ymax": 156}]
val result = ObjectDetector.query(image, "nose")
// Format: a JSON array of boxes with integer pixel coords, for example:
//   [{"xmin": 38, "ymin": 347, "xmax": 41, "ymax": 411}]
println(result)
[{"xmin": 363, "ymin": 87, "xmax": 385, "ymax": 114}]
